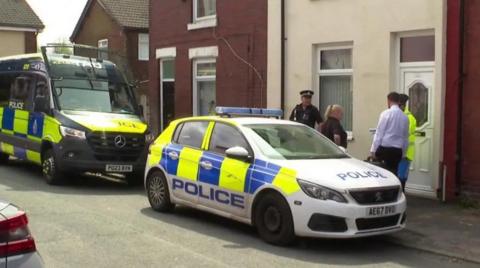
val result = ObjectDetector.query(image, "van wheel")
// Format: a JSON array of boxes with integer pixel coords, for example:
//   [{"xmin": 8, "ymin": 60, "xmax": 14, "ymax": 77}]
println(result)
[
  {"xmin": 0, "ymin": 153, "xmax": 9, "ymax": 164},
  {"xmin": 254, "ymin": 192, "xmax": 295, "ymax": 246},
  {"xmin": 147, "ymin": 170, "xmax": 174, "ymax": 212},
  {"xmin": 42, "ymin": 149, "xmax": 64, "ymax": 185}
]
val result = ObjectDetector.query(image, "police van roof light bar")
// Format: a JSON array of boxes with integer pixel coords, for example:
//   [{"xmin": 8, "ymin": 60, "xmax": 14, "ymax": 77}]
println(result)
[{"xmin": 215, "ymin": 107, "xmax": 283, "ymax": 119}]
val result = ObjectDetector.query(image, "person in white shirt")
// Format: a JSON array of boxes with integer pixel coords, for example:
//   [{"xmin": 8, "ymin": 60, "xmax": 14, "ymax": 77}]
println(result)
[{"xmin": 370, "ymin": 92, "xmax": 409, "ymax": 177}]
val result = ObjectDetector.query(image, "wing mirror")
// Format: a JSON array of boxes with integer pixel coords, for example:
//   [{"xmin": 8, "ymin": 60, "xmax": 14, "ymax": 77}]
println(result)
[
  {"xmin": 225, "ymin": 147, "xmax": 251, "ymax": 162},
  {"xmin": 34, "ymin": 97, "xmax": 50, "ymax": 114}
]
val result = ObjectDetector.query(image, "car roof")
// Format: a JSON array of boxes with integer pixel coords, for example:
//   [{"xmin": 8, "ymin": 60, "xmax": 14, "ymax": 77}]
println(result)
[{"xmin": 175, "ymin": 116, "xmax": 303, "ymax": 127}]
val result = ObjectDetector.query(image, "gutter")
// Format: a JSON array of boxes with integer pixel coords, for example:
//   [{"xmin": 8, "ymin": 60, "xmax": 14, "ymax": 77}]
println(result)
[{"xmin": 280, "ymin": 0, "xmax": 286, "ymax": 112}]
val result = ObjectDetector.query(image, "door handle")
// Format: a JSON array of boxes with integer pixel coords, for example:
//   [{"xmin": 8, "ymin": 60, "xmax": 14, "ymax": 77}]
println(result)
[
  {"xmin": 167, "ymin": 151, "xmax": 179, "ymax": 160},
  {"xmin": 415, "ymin": 131, "xmax": 426, "ymax": 137},
  {"xmin": 200, "ymin": 161, "xmax": 213, "ymax": 170}
]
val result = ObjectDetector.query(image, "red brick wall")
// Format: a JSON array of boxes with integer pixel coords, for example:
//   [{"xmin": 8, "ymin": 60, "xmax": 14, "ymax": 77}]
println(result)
[
  {"xmin": 461, "ymin": 0, "xmax": 480, "ymax": 199},
  {"xmin": 149, "ymin": 0, "xmax": 268, "ymax": 133},
  {"xmin": 24, "ymin": 32, "xmax": 37, "ymax": 53},
  {"xmin": 125, "ymin": 29, "xmax": 149, "ymax": 97}
]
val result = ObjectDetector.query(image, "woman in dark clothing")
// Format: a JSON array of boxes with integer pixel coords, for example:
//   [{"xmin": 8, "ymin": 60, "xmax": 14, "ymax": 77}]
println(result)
[{"xmin": 320, "ymin": 105, "xmax": 348, "ymax": 148}]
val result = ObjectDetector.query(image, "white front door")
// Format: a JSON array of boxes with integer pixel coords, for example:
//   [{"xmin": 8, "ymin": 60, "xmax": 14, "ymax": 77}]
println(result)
[{"xmin": 400, "ymin": 66, "xmax": 437, "ymax": 197}]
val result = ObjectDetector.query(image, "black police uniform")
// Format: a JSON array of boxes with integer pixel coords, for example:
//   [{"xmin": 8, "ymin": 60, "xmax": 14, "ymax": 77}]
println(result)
[{"xmin": 289, "ymin": 104, "xmax": 323, "ymax": 128}]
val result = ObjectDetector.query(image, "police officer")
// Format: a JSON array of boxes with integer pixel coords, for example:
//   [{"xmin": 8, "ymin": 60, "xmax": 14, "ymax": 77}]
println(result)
[{"xmin": 289, "ymin": 90, "xmax": 323, "ymax": 128}]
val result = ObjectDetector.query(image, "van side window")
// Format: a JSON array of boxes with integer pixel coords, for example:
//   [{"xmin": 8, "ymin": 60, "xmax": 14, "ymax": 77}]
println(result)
[
  {"xmin": 33, "ymin": 78, "xmax": 50, "ymax": 113},
  {"xmin": 0, "ymin": 74, "xmax": 10, "ymax": 107},
  {"xmin": 176, "ymin": 121, "xmax": 209, "ymax": 149},
  {"xmin": 0, "ymin": 73, "xmax": 35, "ymax": 111}
]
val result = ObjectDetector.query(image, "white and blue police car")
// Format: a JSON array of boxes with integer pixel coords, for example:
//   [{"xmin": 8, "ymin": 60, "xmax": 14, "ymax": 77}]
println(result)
[{"xmin": 145, "ymin": 107, "xmax": 406, "ymax": 245}]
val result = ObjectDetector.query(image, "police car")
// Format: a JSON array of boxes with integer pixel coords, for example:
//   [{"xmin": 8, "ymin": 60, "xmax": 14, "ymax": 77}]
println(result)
[{"xmin": 145, "ymin": 107, "xmax": 406, "ymax": 245}]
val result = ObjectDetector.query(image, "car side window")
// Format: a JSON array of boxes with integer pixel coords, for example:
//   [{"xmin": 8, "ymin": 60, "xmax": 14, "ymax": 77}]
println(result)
[
  {"xmin": 209, "ymin": 123, "xmax": 251, "ymax": 155},
  {"xmin": 176, "ymin": 121, "xmax": 209, "ymax": 149}
]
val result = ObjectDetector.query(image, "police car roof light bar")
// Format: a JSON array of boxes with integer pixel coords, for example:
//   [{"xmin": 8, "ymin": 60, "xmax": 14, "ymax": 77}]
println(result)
[{"xmin": 215, "ymin": 107, "xmax": 283, "ymax": 119}]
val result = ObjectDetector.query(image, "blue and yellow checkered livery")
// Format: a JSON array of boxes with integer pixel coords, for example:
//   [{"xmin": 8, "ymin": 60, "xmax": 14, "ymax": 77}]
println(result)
[
  {"xmin": 147, "ymin": 120, "xmax": 301, "ymax": 197},
  {"xmin": 0, "ymin": 106, "xmax": 62, "ymax": 163}
]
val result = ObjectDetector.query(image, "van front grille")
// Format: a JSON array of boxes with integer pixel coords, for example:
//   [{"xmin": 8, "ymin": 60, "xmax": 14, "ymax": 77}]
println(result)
[{"xmin": 87, "ymin": 132, "xmax": 145, "ymax": 162}]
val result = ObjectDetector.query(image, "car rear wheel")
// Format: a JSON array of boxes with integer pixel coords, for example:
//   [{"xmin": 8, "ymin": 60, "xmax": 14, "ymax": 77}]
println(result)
[
  {"xmin": 42, "ymin": 149, "xmax": 64, "ymax": 185},
  {"xmin": 147, "ymin": 170, "xmax": 174, "ymax": 212},
  {"xmin": 0, "ymin": 153, "xmax": 9, "ymax": 164},
  {"xmin": 254, "ymin": 192, "xmax": 295, "ymax": 246}
]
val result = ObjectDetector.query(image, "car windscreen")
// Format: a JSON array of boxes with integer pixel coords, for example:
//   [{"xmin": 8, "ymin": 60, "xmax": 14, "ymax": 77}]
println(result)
[
  {"xmin": 243, "ymin": 124, "xmax": 349, "ymax": 160},
  {"xmin": 53, "ymin": 79, "xmax": 137, "ymax": 114}
]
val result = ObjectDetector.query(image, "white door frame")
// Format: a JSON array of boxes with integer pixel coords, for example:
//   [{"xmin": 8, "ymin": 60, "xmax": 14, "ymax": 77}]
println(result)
[
  {"xmin": 159, "ymin": 58, "xmax": 175, "ymax": 131},
  {"xmin": 394, "ymin": 30, "xmax": 438, "ymax": 199}
]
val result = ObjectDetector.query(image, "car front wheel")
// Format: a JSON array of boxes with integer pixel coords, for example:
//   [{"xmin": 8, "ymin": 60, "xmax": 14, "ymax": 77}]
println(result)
[
  {"xmin": 254, "ymin": 192, "xmax": 295, "ymax": 246},
  {"xmin": 147, "ymin": 170, "xmax": 174, "ymax": 212}
]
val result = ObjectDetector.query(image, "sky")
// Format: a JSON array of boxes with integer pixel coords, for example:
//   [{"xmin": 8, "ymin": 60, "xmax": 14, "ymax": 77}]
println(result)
[{"xmin": 26, "ymin": 0, "xmax": 88, "ymax": 45}]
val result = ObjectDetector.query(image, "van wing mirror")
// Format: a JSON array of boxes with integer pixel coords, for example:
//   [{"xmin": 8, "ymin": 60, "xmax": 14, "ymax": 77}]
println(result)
[
  {"xmin": 34, "ymin": 97, "xmax": 50, "ymax": 113},
  {"xmin": 225, "ymin": 147, "xmax": 251, "ymax": 162}
]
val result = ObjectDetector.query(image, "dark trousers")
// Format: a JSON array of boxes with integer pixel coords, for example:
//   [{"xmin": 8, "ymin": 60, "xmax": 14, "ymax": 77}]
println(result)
[{"xmin": 375, "ymin": 146, "xmax": 403, "ymax": 177}]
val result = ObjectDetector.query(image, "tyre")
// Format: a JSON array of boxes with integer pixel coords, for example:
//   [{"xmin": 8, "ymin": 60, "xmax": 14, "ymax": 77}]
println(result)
[
  {"xmin": 254, "ymin": 192, "xmax": 295, "ymax": 246},
  {"xmin": 0, "ymin": 153, "xmax": 9, "ymax": 164},
  {"xmin": 41, "ymin": 149, "xmax": 64, "ymax": 185},
  {"xmin": 146, "ymin": 170, "xmax": 174, "ymax": 212}
]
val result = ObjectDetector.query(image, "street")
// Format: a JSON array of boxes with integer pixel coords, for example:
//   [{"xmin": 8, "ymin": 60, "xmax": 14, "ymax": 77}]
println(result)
[{"xmin": 0, "ymin": 160, "xmax": 475, "ymax": 268}]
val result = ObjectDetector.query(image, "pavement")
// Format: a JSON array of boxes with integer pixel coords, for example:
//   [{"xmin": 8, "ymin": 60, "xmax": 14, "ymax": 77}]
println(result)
[{"xmin": 387, "ymin": 195, "xmax": 480, "ymax": 264}]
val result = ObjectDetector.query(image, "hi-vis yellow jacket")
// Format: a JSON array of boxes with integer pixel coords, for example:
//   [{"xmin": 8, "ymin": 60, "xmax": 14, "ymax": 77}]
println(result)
[{"xmin": 405, "ymin": 108, "xmax": 417, "ymax": 161}]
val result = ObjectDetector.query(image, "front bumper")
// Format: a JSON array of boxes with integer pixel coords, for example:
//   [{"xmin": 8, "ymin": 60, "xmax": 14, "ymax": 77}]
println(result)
[
  {"xmin": 52, "ymin": 136, "xmax": 148, "ymax": 174},
  {"xmin": 289, "ymin": 191, "xmax": 407, "ymax": 238}
]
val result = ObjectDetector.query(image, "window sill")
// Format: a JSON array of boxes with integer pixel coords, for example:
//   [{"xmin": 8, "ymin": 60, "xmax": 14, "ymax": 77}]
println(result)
[{"xmin": 187, "ymin": 17, "xmax": 217, "ymax": 31}]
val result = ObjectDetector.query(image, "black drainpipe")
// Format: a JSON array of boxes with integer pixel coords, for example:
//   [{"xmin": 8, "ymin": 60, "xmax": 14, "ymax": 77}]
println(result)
[
  {"xmin": 280, "ymin": 0, "xmax": 286, "ymax": 112},
  {"xmin": 456, "ymin": 0, "xmax": 466, "ymax": 194}
]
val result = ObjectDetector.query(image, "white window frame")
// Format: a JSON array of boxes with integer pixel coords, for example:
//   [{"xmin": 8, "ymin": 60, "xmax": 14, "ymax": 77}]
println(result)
[
  {"xmin": 193, "ymin": 58, "xmax": 216, "ymax": 116},
  {"xmin": 138, "ymin": 33, "xmax": 149, "ymax": 61},
  {"xmin": 159, "ymin": 58, "xmax": 176, "ymax": 130},
  {"xmin": 188, "ymin": 0, "xmax": 217, "ymax": 31},
  {"xmin": 98, "ymin": 38, "xmax": 108, "ymax": 59},
  {"xmin": 316, "ymin": 45, "xmax": 354, "ymax": 139}
]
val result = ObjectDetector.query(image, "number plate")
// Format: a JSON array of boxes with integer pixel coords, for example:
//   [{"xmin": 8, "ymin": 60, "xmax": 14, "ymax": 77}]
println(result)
[
  {"xmin": 106, "ymin": 165, "xmax": 133, "ymax": 173},
  {"xmin": 366, "ymin": 205, "xmax": 396, "ymax": 217}
]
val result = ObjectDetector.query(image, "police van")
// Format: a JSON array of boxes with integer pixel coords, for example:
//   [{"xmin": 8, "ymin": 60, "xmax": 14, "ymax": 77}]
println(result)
[
  {"xmin": 145, "ymin": 107, "xmax": 407, "ymax": 245},
  {"xmin": 0, "ymin": 45, "xmax": 152, "ymax": 185}
]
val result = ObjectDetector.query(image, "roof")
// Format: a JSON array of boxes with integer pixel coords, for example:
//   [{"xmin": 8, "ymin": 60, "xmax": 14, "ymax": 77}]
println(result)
[
  {"xmin": 71, "ymin": 0, "xmax": 148, "ymax": 40},
  {"xmin": 172, "ymin": 116, "xmax": 301, "ymax": 126},
  {"xmin": 0, "ymin": 0, "xmax": 44, "ymax": 29}
]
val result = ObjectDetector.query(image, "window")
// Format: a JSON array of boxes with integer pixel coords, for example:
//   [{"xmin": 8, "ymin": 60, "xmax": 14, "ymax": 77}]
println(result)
[
  {"xmin": 176, "ymin": 121, "xmax": 209, "ymax": 148},
  {"xmin": 400, "ymin": 35, "xmax": 434, "ymax": 63},
  {"xmin": 0, "ymin": 72, "xmax": 39, "ymax": 111},
  {"xmin": 209, "ymin": 123, "xmax": 250, "ymax": 155},
  {"xmin": 98, "ymin": 39, "xmax": 108, "ymax": 60},
  {"xmin": 138, "ymin": 34, "xmax": 149, "ymax": 61},
  {"xmin": 193, "ymin": 59, "xmax": 216, "ymax": 116},
  {"xmin": 195, "ymin": 0, "xmax": 216, "ymax": 21},
  {"xmin": 160, "ymin": 59, "xmax": 175, "ymax": 129},
  {"xmin": 245, "ymin": 124, "xmax": 348, "ymax": 160},
  {"xmin": 318, "ymin": 47, "xmax": 353, "ymax": 132}
]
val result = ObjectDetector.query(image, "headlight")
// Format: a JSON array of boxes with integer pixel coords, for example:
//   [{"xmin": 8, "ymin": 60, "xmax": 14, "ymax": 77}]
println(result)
[
  {"xmin": 60, "ymin": 126, "xmax": 86, "ymax": 140},
  {"xmin": 145, "ymin": 131, "xmax": 155, "ymax": 143},
  {"xmin": 297, "ymin": 179, "xmax": 348, "ymax": 203}
]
